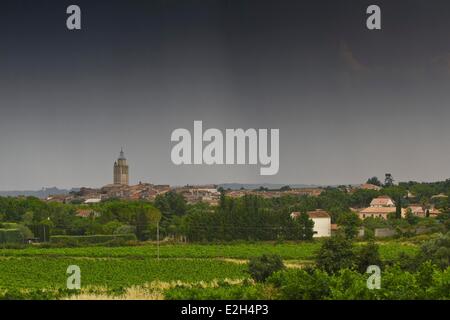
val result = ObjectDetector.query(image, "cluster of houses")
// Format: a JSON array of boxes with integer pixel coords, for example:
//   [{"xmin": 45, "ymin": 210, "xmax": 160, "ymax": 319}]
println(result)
[
  {"xmin": 47, "ymin": 182, "xmax": 171, "ymax": 204},
  {"xmin": 47, "ymin": 184, "xmax": 325, "ymax": 206},
  {"xmin": 173, "ymin": 185, "xmax": 221, "ymax": 205},
  {"xmin": 46, "ymin": 175, "xmax": 444, "ymax": 237},
  {"xmin": 227, "ymin": 188, "xmax": 323, "ymax": 199},
  {"xmin": 357, "ymin": 195, "xmax": 441, "ymax": 219},
  {"xmin": 288, "ymin": 192, "xmax": 444, "ymax": 238}
]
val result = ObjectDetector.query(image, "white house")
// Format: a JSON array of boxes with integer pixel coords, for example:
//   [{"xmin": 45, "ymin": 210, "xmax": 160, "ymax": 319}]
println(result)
[{"xmin": 290, "ymin": 209, "xmax": 331, "ymax": 237}]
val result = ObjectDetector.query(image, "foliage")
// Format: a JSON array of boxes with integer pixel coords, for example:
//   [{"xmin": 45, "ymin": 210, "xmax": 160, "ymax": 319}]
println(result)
[
  {"xmin": 0, "ymin": 229, "xmax": 23, "ymax": 243},
  {"xmin": 417, "ymin": 232, "xmax": 450, "ymax": 269},
  {"xmin": 316, "ymin": 236, "xmax": 356, "ymax": 274},
  {"xmin": 50, "ymin": 234, "xmax": 137, "ymax": 246},
  {"xmin": 267, "ymin": 264, "xmax": 450, "ymax": 300},
  {"xmin": 268, "ymin": 268, "xmax": 331, "ymax": 299},
  {"xmin": 154, "ymin": 191, "xmax": 187, "ymax": 231},
  {"xmin": 337, "ymin": 212, "xmax": 361, "ymax": 239},
  {"xmin": 0, "ymin": 257, "xmax": 247, "ymax": 293},
  {"xmin": 294, "ymin": 212, "xmax": 315, "ymax": 240},
  {"xmin": 366, "ymin": 177, "xmax": 381, "ymax": 187},
  {"xmin": 247, "ymin": 254, "xmax": 284, "ymax": 282},
  {"xmin": 165, "ymin": 282, "xmax": 266, "ymax": 300},
  {"xmin": 356, "ymin": 241, "xmax": 382, "ymax": 273}
]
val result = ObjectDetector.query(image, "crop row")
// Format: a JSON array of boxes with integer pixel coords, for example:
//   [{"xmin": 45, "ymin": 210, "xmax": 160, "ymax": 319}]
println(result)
[
  {"xmin": 0, "ymin": 257, "xmax": 247, "ymax": 291},
  {"xmin": 0, "ymin": 242, "xmax": 418, "ymax": 260}
]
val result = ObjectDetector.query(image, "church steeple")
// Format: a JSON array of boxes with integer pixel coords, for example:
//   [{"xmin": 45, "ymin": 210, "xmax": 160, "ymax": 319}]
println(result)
[
  {"xmin": 113, "ymin": 148, "xmax": 129, "ymax": 185},
  {"xmin": 119, "ymin": 147, "xmax": 126, "ymax": 160}
]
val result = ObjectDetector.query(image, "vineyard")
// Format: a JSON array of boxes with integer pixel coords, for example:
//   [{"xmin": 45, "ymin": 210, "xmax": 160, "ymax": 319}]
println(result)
[
  {"xmin": 0, "ymin": 241, "xmax": 418, "ymax": 260},
  {"xmin": 0, "ymin": 241, "xmax": 421, "ymax": 299}
]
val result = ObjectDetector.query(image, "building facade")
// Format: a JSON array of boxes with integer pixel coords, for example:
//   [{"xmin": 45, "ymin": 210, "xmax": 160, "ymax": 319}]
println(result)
[
  {"xmin": 290, "ymin": 209, "xmax": 331, "ymax": 237},
  {"xmin": 113, "ymin": 148, "xmax": 129, "ymax": 185}
]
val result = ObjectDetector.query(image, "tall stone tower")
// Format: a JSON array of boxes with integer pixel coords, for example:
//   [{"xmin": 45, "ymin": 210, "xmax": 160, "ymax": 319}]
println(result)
[{"xmin": 113, "ymin": 148, "xmax": 129, "ymax": 185}]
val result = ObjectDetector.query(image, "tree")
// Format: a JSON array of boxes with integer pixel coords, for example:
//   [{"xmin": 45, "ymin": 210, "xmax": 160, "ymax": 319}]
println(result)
[
  {"xmin": 366, "ymin": 177, "xmax": 381, "ymax": 187},
  {"xmin": 134, "ymin": 204, "xmax": 160, "ymax": 241},
  {"xmin": 154, "ymin": 191, "xmax": 187, "ymax": 230},
  {"xmin": 316, "ymin": 236, "xmax": 356, "ymax": 274},
  {"xmin": 356, "ymin": 241, "xmax": 382, "ymax": 273},
  {"xmin": 395, "ymin": 201, "xmax": 403, "ymax": 219},
  {"xmin": 114, "ymin": 224, "xmax": 135, "ymax": 235},
  {"xmin": 405, "ymin": 208, "xmax": 418, "ymax": 225},
  {"xmin": 295, "ymin": 212, "xmax": 315, "ymax": 240},
  {"xmin": 248, "ymin": 254, "xmax": 284, "ymax": 282},
  {"xmin": 384, "ymin": 173, "xmax": 394, "ymax": 187},
  {"xmin": 102, "ymin": 220, "xmax": 123, "ymax": 234},
  {"xmin": 338, "ymin": 212, "xmax": 361, "ymax": 239}
]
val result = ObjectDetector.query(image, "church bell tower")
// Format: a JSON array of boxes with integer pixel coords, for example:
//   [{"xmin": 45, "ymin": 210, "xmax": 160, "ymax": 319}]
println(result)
[{"xmin": 113, "ymin": 148, "xmax": 129, "ymax": 185}]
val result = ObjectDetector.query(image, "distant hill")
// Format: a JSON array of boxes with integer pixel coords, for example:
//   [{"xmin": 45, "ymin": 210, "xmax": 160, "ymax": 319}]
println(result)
[
  {"xmin": 0, "ymin": 187, "xmax": 78, "ymax": 199},
  {"xmin": 217, "ymin": 183, "xmax": 319, "ymax": 190}
]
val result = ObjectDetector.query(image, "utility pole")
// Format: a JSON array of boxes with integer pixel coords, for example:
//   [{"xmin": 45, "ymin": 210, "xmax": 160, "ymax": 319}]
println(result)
[{"xmin": 157, "ymin": 221, "xmax": 160, "ymax": 261}]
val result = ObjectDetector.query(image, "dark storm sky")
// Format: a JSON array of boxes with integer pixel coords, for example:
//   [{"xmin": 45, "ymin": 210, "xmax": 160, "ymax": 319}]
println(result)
[{"xmin": 1, "ymin": 0, "xmax": 450, "ymax": 189}]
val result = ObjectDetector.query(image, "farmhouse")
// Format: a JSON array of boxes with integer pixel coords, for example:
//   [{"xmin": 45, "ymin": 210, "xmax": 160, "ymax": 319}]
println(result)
[
  {"xmin": 359, "ymin": 195, "xmax": 404, "ymax": 220},
  {"xmin": 291, "ymin": 209, "xmax": 331, "ymax": 237},
  {"xmin": 359, "ymin": 183, "xmax": 382, "ymax": 191},
  {"xmin": 369, "ymin": 195, "xmax": 395, "ymax": 207},
  {"xmin": 407, "ymin": 205, "xmax": 426, "ymax": 217},
  {"xmin": 359, "ymin": 206, "xmax": 399, "ymax": 220}
]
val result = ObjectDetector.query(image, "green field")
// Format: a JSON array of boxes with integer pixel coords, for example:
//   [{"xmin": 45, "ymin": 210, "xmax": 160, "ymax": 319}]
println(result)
[
  {"xmin": 0, "ymin": 241, "xmax": 418, "ymax": 260},
  {"xmin": 0, "ymin": 241, "xmax": 420, "ymax": 299},
  {"xmin": 0, "ymin": 257, "xmax": 246, "ymax": 289}
]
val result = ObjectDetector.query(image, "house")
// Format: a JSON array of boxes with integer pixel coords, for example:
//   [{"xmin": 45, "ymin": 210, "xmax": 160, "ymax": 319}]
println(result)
[
  {"xmin": 290, "ymin": 209, "xmax": 331, "ymax": 237},
  {"xmin": 359, "ymin": 195, "xmax": 397, "ymax": 219},
  {"xmin": 427, "ymin": 208, "xmax": 442, "ymax": 217},
  {"xmin": 370, "ymin": 195, "xmax": 395, "ymax": 207},
  {"xmin": 407, "ymin": 205, "xmax": 425, "ymax": 217},
  {"xmin": 75, "ymin": 209, "xmax": 100, "ymax": 218},
  {"xmin": 359, "ymin": 206, "xmax": 406, "ymax": 220},
  {"xmin": 359, "ymin": 183, "xmax": 382, "ymax": 191}
]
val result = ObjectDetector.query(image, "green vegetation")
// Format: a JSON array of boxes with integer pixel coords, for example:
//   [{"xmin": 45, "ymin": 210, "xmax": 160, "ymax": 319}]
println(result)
[
  {"xmin": 0, "ymin": 229, "xmax": 23, "ymax": 244},
  {"xmin": 0, "ymin": 257, "xmax": 246, "ymax": 290},
  {"xmin": 265, "ymin": 265, "xmax": 450, "ymax": 300},
  {"xmin": 50, "ymin": 234, "xmax": 137, "ymax": 246},
  {"xmin": 0, "ymin": 177, "xmax": 449, "ymax": 299},
  {"xmin": 248, "ymin": 254, "xmax": 285, "ymax": 282},
  {"xmin": 0, "ymin": 241, "xmax": 418, "ymax": 260},
  {"xmin": 0, "ymin": 234, "xmax": 447, "ymax": 300}
]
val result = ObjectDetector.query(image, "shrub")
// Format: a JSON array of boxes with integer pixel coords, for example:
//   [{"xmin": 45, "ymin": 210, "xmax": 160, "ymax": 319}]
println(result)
[
  {"xmin": 0, "ymin": 223, "xmax": 33, "ymax": 239},
  {"xmin": 0, "ymin": 229, "xmax": 23, "ymax": 243},
  {"xmin": 356, "ymin": 241, "xmax": 382, "ymax": 273},
  {"xmin": 248, "ymin": 254, "xmax": 284, "ymax": 282},
  {"xmin": 165, "ymin": 283, "xmax": 266, "ymax": 300},
  {"xmin": 316, "ymin": 236, "xmax": 356, "ymax": 274},
  {"xmin": 329, "ymin": 268, "xmax": 376, "ymax": 300},
  {"xmin": 114, "ymin": 225, "xmax": 136, "ymax": 235},
  {"xmin": 418, "ymin": 232, "xmax": 450, "ymax": 269},
  {"xmin": 267, "ymin": 268, "xmax": 331, "ymax": 299}
]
